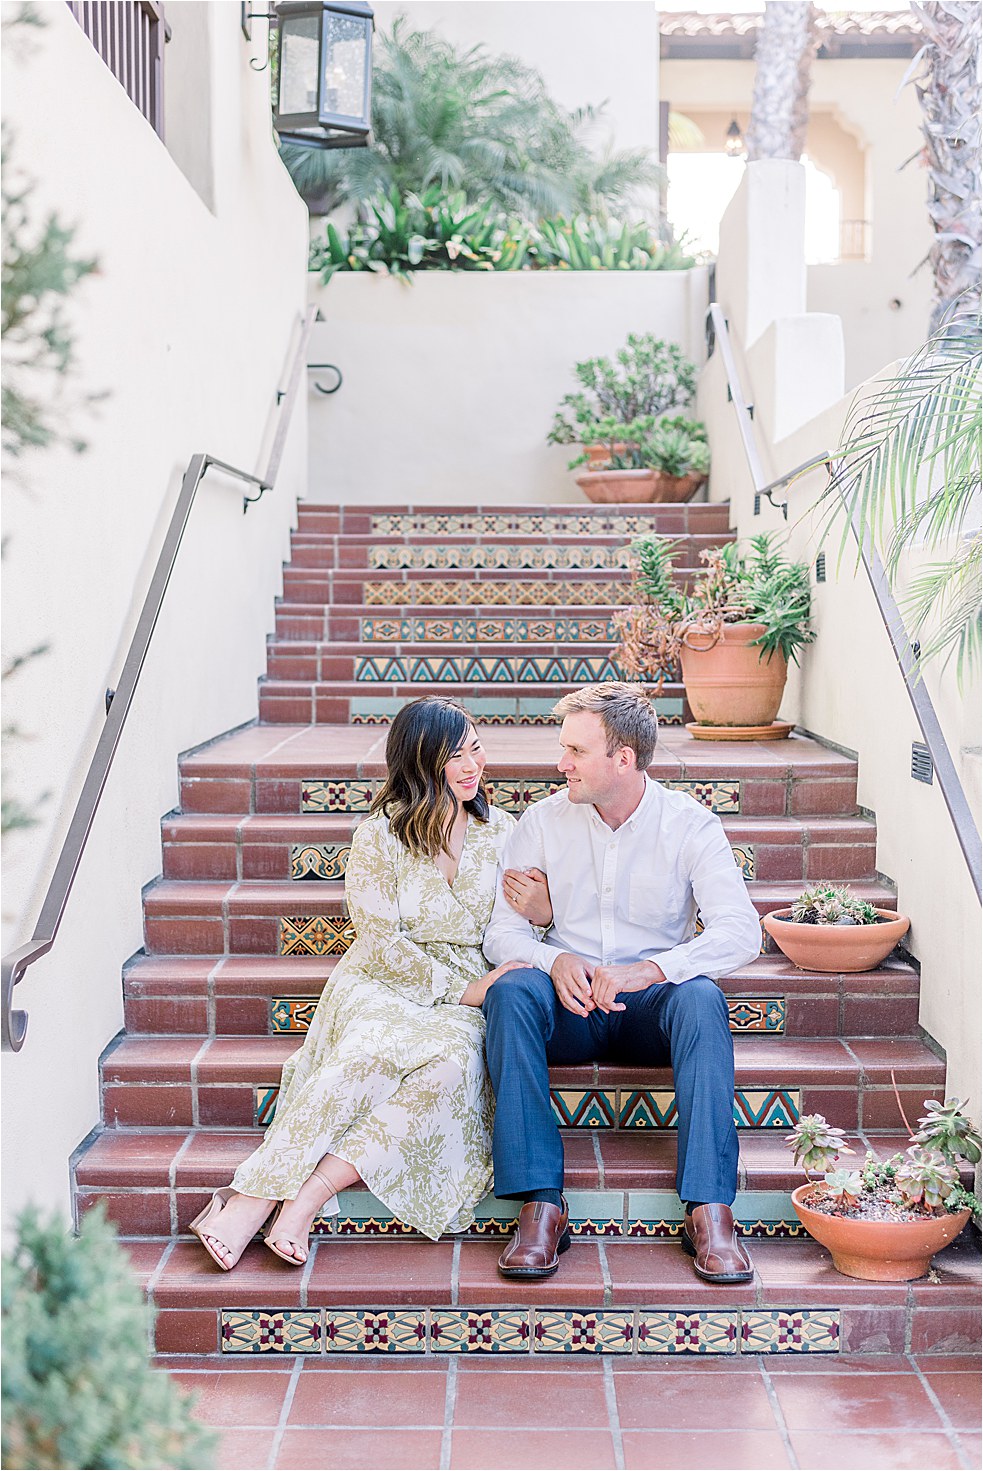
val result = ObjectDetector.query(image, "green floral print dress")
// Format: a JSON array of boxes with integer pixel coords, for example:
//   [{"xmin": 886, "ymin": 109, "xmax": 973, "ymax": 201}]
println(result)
[{"xmin": 231, "ymin": 805, "xmax": 515, "ymax": 1241}]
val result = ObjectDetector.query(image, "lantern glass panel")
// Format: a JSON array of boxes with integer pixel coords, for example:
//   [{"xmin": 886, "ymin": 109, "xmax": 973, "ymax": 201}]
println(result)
[
  {"xmin": 279, "ymin": 13, "xmax": 320, "ymax": 115},
  {"xmin": 322, "ymin": 10, "xmax": 368, "ymax": 120}
]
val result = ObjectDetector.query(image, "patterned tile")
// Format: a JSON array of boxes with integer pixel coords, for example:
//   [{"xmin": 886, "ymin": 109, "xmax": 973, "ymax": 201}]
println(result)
[
  {"xmin": 617, "ymin": 1089, "xmax": 800, "ymax": 1129},
  {"xmin": 279, "ymin": 915, "xmax": 356, "ymax": 956},
  {"xmin": 371, "ymin": 513, "xmax": 659, "ymax": 537},
  {"xmin": 485, "ymin": 778, "xmax": 568, "ymax": 812},
  {"xmin": 362, "ymin": 578, "xmax": 633, "ymax": 607},
  {"xmin": 353, "ymin": 653, "xmax": 631, "ymax": 684},
  {"xmin": 741, "ymin": 1311, "xmax": 840, "ymax": 1354},
  {"xmin": 669, "ymin": 779, "xmax": 741, "ymax": 813},
  {"xmin": 636, "ymin": 1312, "xmax": 740, "ymax": 1355},
  {"xmin": 221, "ymin": 1310, "xmax": 322, "ymax": 1354},
  {"xmin": 550, "ymin": 1088, "xmax": 618, "ymax": 1128},
  {"xmin": 728, "ymin": 997, "xmax": 785, "ymax": 1033},
  {"xmin": 359, "ymin": 617, "xmax": 618, "ymax": 643},
  {"xmin": 334, "ymin": 1216, "xmax": 422, "ymax": 1238},
  {"xmin": 290, "ymin": 842, "xmax": 350, "ymax": 881},
  {"xmin": 732, "ymin": 844, "xmax": 755, "ymax": 880},
  {"xmin": 301, "ymin": 779, "xmax": 377, "ymax": 813},
  {"xmin": 430, "ymin": 1311, "xmax": 532, "ymax": 1353},
  {"xmin": 270, "ymin": 997, "xmax": 318, "ymax": 1032},
  {"xmin": 322, "ymin": 1311, "xmax": 428, "ymax": 1353},
  {"xmin": 369, "ymin": 545, "xmax": 634, "ymax": 571},
  {"xmin": 255, "ymin": 1087, "xmax": 278, "ymax": 1126},
  {"xmin": 533, "ymin": 1311, "xmax": 635, "ymax": 1353}
]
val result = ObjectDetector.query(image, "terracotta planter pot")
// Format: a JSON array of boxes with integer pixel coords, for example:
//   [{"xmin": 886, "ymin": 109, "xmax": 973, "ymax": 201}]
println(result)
[
  {"xmin": 679, "ymin": 622, "xmax": 788, "ymax": 727},
  {"xmin": 649, "ymin": 470, "xmax": 707, "ymax": 504},
  {"xmin": 575, "ymin": 469, "xmax": 660, "ymax": 504},
  {"xmin": 762, "ymin": 907, "xmax": 910, "ymax": 972},
  {"xmin": 584, "ymin": 442, "xmax": 629, "ymax": 469},
  {"xmin": 791, "ymin": 1185, "xmax": 971, "ymax": 1281}
]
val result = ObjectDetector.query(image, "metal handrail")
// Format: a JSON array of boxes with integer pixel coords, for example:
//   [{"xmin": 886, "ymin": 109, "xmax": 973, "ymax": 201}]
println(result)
[
  {"xmin": 706, "ymin": 301, "xmax": 982, "ymax": 903},
  {"xmin": 2, "ymin": 305, "xmax": 318, "ymax": 1051}
]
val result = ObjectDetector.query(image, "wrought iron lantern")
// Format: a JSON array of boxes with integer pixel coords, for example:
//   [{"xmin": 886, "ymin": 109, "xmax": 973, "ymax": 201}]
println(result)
[
  {"xmin": 724, "ymin": 118, "xmax": 745, "ymax": 159},
  {"xmin": 273, "ymin": 1, "xmax": 374, "ymax": 150}
]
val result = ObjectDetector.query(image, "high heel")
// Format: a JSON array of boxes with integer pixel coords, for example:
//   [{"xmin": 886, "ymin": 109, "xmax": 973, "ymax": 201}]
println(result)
[
  {"xmin": 265, "ymin": 1169, "xmax": 337, "ymax": 1267},
  {"xmin": 189, "ymin": 1188, "xmax": 273, "ymax": 1272}
]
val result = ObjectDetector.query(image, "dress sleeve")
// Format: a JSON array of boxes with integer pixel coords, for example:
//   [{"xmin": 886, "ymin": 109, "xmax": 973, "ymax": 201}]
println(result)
[{"xmin": 344, "ymin": 816, "xmax": 476, "ymax": 1006}]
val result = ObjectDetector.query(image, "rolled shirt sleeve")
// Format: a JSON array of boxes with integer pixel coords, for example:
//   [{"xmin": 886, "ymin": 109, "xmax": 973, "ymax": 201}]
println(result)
[{"xmin": 482, "ymin": 812, "xmax": 562, "ymax": 976}]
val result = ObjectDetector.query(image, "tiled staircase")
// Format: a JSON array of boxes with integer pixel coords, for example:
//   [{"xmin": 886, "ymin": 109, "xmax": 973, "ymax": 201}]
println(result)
[{"xmin": 73, "ymin": 501, "xmax": 980, "ymax": 1361}]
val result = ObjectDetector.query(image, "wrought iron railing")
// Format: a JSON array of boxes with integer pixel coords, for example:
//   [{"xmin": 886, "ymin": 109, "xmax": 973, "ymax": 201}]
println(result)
[
  {"xmin": 706, "ymin": 301, "xmax": 982, "ymax": 903},
  {"xmin": 66, "ymin": 1, "xmax": 170, "ymax": 137},
  {"xmin": 1, "ymin": 306, "xmax": 318, "ymax": 1052}
]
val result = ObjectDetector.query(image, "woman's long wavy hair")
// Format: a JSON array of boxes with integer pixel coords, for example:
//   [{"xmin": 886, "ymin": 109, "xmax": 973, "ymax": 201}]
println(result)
[{"xmin": 371, "ymin": 697, "xmax": 490, "ymax": 858}]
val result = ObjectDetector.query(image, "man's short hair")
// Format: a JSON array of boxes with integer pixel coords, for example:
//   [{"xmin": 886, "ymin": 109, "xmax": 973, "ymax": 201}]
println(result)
[{"xmin": 552, "ymin": 683, "xmax": 659, "ymax": 770}]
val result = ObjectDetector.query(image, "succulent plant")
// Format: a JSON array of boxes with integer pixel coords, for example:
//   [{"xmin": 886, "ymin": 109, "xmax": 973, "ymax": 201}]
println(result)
[
  {"xmin": 895, "ymin": 1146, "xmax": 960, "ymax": 1210},
  {"xmin": 786, "ymin": 1114, "xmax": 855, "ymax": 1176},
  {"xmin": 789, "ymin": 883, "xmax": 880, "ymax": 926},
  {"xmin": 823, "ymin": 1168, "xmax": 865, "ymax": 1208},
  {"xmin": 912, "ymin": 1097, "xmax": 983, "ymax": 1167}
]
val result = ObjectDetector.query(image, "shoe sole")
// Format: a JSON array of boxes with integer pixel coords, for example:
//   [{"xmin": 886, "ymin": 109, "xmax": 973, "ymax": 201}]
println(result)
[
  {"xmin": 680, "ymin": 1228, "xmax": 754, "ymax": 1283},
  {"xmin": 498, "ymin": 1227, "xmax": 571, "ymax": 1279}
]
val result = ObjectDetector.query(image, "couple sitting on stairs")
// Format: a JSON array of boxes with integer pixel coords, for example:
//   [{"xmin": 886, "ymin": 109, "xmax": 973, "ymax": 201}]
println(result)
[{"xmin": 192, "ymin": 683, "xmax": 762, "ymax": 1285}]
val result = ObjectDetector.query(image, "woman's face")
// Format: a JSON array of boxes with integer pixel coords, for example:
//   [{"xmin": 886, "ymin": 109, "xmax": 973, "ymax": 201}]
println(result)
[{"xmin": 443, "ymin": 724, "xmax": 486, "ymax": 804}]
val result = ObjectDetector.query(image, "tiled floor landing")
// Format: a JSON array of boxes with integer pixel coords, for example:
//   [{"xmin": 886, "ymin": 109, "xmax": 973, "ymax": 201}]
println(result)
[{"xmin": 158, "ymin": 1352, "xmax": 982, "ymax": 1470}]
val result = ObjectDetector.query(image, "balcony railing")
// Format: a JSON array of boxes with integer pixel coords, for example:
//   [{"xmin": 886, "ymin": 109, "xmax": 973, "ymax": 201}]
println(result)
[{"xmin": 66, "ymin": 1, "xmax": 169, "ymax": 137}]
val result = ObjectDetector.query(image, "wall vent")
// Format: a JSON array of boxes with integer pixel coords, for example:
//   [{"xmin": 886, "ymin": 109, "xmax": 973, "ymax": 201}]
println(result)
[
  {"xmin": 815, "ymin": 553, "xmax": 826, "ymax": 583},
  {"xmin": 911, "ymin": 742, "xmax": 934, "ymax": 784},
  {"xmin": 753, "ymin": 493, "xmax": 761, "ymax": 516}
]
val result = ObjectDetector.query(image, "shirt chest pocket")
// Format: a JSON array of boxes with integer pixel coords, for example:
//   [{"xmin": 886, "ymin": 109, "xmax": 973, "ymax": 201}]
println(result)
[{"xmin": 627, "ymin": 871, "xmax": 690, "ymax": 927}]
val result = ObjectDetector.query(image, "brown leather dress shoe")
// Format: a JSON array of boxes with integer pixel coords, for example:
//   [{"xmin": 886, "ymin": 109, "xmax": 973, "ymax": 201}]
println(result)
[
  {"xmin": 498, "ymin": 1198, "xmax": 570, "ymax": 1278},
  {"xmin": 681, "ymin": 1204, "xmax": 753, "ymax": 1283}
]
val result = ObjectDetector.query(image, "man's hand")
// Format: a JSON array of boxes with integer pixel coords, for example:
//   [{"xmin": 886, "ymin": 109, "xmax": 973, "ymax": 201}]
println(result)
[
  {"xmin": 549, "ymin": 951, "xmax": 596, "ymax": 1018},
  {"xmin": 590, "ymin": 960, "xmax": 665, "ymax": 1014},
  {"xmin": 503, "ymin": 867, "xmax": 553, "ymax": 928}
]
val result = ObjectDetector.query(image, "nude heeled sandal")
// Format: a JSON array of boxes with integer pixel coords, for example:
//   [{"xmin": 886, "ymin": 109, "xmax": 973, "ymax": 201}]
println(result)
[
  {"xmin": 189, "ymin": 1187, "xmax": 273, "ymax": 1272},
  {"xmin": 265, "ymin": 1168, "xmax": 337, "ymax": 1266}
]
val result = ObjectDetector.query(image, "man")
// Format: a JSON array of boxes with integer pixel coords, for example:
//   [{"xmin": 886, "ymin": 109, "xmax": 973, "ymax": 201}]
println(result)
[{"xmin": 482, "ymin": 683, "xmax": 763, "ymax": 1283}]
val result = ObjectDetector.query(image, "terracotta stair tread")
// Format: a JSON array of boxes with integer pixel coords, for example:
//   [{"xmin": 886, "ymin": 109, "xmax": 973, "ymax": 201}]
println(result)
[{"xmin": 101, "ymin": 1032, "xmax": 945, "ymax": 1085}]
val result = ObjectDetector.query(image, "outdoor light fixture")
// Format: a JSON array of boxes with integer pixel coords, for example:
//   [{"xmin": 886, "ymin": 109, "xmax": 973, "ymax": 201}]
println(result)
[
  {"xmin": 244, "ymin": 1, "xmax": 374, "ymax": 149},
  {"xmin": 724, "ymin": 118, "xmax": 745, "ymax": 158}
]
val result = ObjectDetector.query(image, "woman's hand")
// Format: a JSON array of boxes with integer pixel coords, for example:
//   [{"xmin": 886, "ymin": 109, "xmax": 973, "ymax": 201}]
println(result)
[
  {"xmin": 503, "ymin": 867, "xmax": 553, "ymax": 928},
  {"xmin": 459, "ymin": 959, "xmax": 526, "ymax": 1008}
]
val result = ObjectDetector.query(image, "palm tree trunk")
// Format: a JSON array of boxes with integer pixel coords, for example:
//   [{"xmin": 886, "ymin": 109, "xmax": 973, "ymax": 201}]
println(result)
[
  {"xmin": 745, "ymin": 2, "xmax": 822, "ymax": 162},
  {"xmin": 909, "ymin": 3, "xmax": 982, "ymax": 331}
]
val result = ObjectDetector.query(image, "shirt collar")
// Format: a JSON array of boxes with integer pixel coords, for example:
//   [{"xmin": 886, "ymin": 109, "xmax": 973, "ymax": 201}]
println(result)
[{"xmin": 588, "ymin": 775, "xmax": 658, "ymax": 833}]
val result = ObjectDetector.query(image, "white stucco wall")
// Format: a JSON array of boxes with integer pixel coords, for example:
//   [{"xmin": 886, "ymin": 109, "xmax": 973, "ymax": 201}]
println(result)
[
  {"xmin": 662, "ymin": 55, "xmax": 936, "ymax": 388},
  {"xmin": 700, "ymin": 164, "xmax": 981, "ymax": 1121},
  {"xmin": 306, "ymin": 268, "xmax": 709, "ymax": 503},
  {"xmin": 1, "ymin": 3, "xmax": 309, "ymax": 1227}
]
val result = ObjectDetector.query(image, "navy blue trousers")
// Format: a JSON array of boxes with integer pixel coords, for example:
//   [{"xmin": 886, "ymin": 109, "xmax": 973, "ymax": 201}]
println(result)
[{"xmin": 482, "ymin": 968, "xmax": 738, "ymax": 1206}]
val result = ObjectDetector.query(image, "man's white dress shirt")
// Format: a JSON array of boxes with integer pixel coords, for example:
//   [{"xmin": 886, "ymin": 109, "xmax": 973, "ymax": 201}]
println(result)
[{"xmin": 483, "ymin": 777, "xmax": 762, "ymax": 984}]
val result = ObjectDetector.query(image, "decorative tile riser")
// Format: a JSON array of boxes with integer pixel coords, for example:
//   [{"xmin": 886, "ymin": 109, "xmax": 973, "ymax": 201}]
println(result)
[
  {"xmin": 289, "ymin": 539, "xmax": 724, "ymax": 573},
  {"xmin": 207, "ymin": 1308, "xmax": 839, "ymax": 1356},
  {"xmin": 344, "ymin": 696, "xmax": 686, "ymax": 727},
  {"xmin": 258, "ymin": 688, "xmax": 690, "ymax": 728},
  {"xmin": 298, "ymin": 776, "xmax": 742, "ymax": 815},
  {"xmin": 270, "ymin": 992, "xmax": 781, "ymax": 1034},
  {"xmin": 265, "ymin": 649, "xmax": 675, "ymax": 685},
  {"xmin": 356, "ymin": 617, "xmax": 621, "ymax": 643},
  {"xmin": 254, "ymin": 1084, "xmax": 800, "ymax": 1130},
  {"xmin": 293, "ymin": 505, "xmax": 735, "ymax": 538},
  {"xmin": 281, "ymin": 576, "xmax": 641, "ymax": 608}
]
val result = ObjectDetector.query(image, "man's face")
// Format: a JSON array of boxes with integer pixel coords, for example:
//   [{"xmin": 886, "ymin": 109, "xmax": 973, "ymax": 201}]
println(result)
[{"xmin": 557, "ymin": 711, "xmax": 635, "ymax": 806}]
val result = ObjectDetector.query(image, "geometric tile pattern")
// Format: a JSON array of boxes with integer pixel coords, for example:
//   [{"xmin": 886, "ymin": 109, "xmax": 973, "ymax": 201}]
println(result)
[
  {"xmin": 278, "ymin": 915, "xmax": 356, "ymax": 956},
  {"xmin": 362, "ymin": 578, "xmax": 633, "ymax": 607},
  {"xmin": 268, "ymin": 994, "xmax": 782, "ymax": 1037},
  {"xmin": 255, "ymin": 1087, "xmax": 279, "ymax": 1127},
  {"xmin": 741, "ymin": 1311, "xmax": 841, "ymax": 1354},
  {"xmin": 732, "ymin": 844, "xmax": 755, "ymax": 880},
  {"xmin": 218, "ymin": 1306, "xmax": 841, "ymax": 1354},
  {"xmin": 300, "ymin": 776, "xmax": 742, "ymax": 816},
  {"xmin": 368, "ymin": 545, "xmax": 635, "ymax": 571},
  {"xmin": 551, "ymin": 1088, "xmax": 619, "ymax": 1128},
  {"xmin": 221, "ymin": 1311, "xmax": 322, "ymax": 1354},
  {"xmin": 359, "ymin": 617, "xmax": 617, "ymax": 644},
  {"xmin": 290, "ymin": 842, "xmax": 350, "ymax": 880},
  {"xmin": 353, "ymin": 653, "xmax": 632, "ymax": 684},
  {"xmin": 349, "ymin": 698, "xmax": 685, "ymax": 728},
  {"xmin": 534, "ymin": 1311, "xmax": 636, "ymax": 1353},
  {"xmin": 370, "ymin": 513, "xmax": 662, "ymax": 537},
  {"xmin": 636, "ymin": 1312, "xmax": 740, "ymax": 1355},
  {"xmin": 270, "ymin": 997, "xmax": 319, "ymax": 1032}
]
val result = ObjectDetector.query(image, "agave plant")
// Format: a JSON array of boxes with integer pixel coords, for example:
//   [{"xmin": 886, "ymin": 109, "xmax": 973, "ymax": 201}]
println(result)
[{"xmin": 821, "ymin": 310, "xmax": 982, "ymax": 686}]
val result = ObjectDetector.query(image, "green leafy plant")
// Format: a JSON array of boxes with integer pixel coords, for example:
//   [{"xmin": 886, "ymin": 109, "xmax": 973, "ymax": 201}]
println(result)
[
  {"xmin": 530, "ymin": 215, "xmax": 694, "ymax": 272},
  {"xmin": 280, "ymin": 19, "xmax": 664, "ymax": 219},
  {"xmin": 2, "ymin": 1205, "xmax": 216, "ymax": 1469},
  {"xmin": 820, "ymin": 309, "xmax": 981, "ymax": 685},
  {"xmin": 785, "ymin": 1096, "xmax": 980, "ymax": 1222},
  {"xmin": 788, "ymin": 883, "xmax": 881, "ymax": 926},
  {"xmin": 548, "ymin": 334, "xmax": 697, "ymax": 450},
  {"xmin": 613, "ymin": 533, "xmax": 814, "ymax": 686}
]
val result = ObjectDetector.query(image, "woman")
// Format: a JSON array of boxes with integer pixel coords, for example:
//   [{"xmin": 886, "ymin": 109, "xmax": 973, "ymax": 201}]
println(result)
[{"xmin": 190, "ymin": 696, "xmax": 551, "ymax": 1268}]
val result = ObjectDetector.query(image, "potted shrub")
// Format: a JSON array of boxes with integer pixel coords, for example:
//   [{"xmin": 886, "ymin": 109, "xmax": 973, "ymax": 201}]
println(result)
[
  {"xmin": 547, "ymin": 334, "xmax": 699, "ymax": 500},
  {"xmin": 613, "ymin": 533, "xmax": 814, "ymax": 737},
  {"xmin": 762, "ymin": 882, "xmax": 911, "ymax": 972},
  {"xmin": 786, "ymin": 1098, "xmax": 980, "ymax": 1281},
  {"xmin": 573, "ymin": 418, "xmax": 710, "ymax": 505}
]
